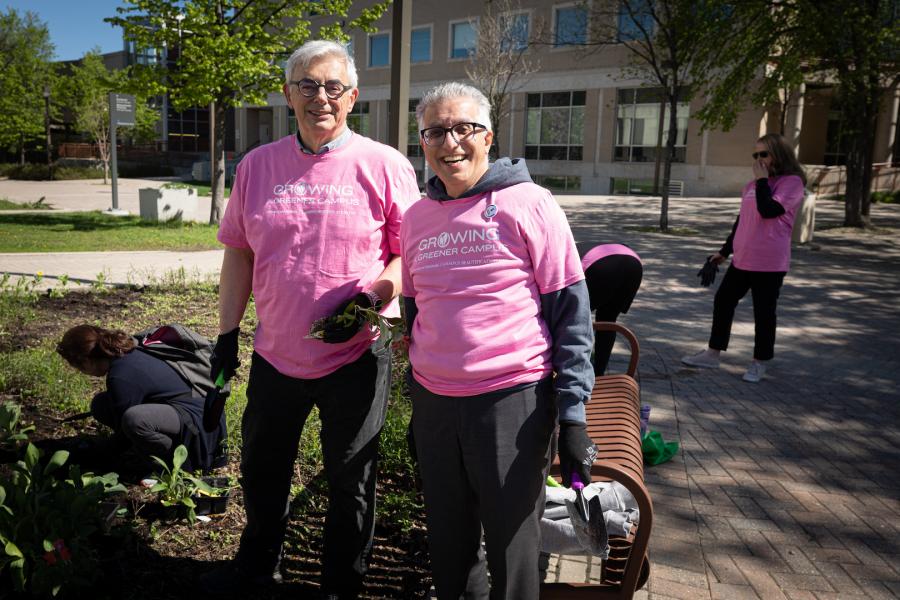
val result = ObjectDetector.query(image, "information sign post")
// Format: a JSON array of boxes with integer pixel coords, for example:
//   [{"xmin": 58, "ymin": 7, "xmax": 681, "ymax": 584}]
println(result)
[{"xmin": 108, "ymin": 93, "xmax": 136, "ymax": 214}]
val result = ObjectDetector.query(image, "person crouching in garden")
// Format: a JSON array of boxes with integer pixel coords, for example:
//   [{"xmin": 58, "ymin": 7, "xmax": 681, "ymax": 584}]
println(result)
[
  {"xmin": 400, "ymin": 82, "xmax": 595, "ymax": 599},
  {"xmin": 56, "ymin": 324, "xmax": 226, "ymax": 474}
]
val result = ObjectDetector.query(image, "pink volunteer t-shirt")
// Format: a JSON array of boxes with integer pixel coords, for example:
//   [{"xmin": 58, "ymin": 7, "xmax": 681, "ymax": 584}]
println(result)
[
  {"xmin": 400, "ymin": 182, "xmax": 584, "ymax": 397},
  {"xmin": 732, "ymin": 175, "xmax": 805, "ymax": 272},
  {"xmin": 581, "ymin": 243, "xmax": 641, "ymax": 271},
  {"xmin": 218, "ymin": 133, "xmax": 419, "ymax": 379}
]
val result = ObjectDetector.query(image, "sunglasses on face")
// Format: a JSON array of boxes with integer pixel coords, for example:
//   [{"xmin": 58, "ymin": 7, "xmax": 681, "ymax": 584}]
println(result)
[{"xmin": 752, "ymin": 151, "xmax": 770, "ymax": 159}]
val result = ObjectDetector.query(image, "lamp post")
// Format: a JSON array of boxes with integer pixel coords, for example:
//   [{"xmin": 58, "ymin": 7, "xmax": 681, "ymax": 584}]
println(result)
[{"xmin": 43, "ymin": 84, "xmax": 52, "ymax": 180}]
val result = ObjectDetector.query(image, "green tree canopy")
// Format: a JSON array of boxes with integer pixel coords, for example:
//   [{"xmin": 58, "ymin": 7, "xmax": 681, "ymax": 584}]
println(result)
[
  {"xmin": 107, "ymin": 0, "xmax": 390, "ymax": 224},
  {"xmin": 0, "ymin": 8, "xmax": 55, "ymax": 162},
  {"xmin": 693, "ymin": 0, "xmax": 900, "ymax": 227},
  {"xmin": 64, "ymin": 51, "xmax": 160, "ymax": 184}
]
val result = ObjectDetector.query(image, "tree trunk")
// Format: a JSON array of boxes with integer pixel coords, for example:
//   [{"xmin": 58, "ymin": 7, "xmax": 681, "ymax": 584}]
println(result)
[
  {"xmin": 19, "ymin": 133, "xmax": 25, "ymax": 166},
  {"xmin": 209, "ymin": 101, "xmax": 227, "ymax": 225},
  {"xmin": 842, "ymin": 80, "xmax": 879, "ymax": 227},
  {"xmin": 652, "ymin": 96, "xmax": 666, "ymax": 195},
  {"xmin": 660, "ymin": 93, "xmax": 681, "ymax": 233}
]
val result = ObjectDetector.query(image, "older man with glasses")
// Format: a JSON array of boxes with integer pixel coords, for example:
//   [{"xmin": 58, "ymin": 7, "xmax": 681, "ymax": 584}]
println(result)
[
  {"xmin": 400, "ymin": 82, "xmax": 595, "ymax": 599},
  {"xmin": 200, "ymin": 40, "xmax": 419, "ymax": 599}
]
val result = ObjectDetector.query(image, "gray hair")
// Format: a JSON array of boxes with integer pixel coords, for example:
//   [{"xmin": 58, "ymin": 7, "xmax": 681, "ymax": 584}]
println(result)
[
  {"xmin": 285, "ymin": 40, "xmax": 358, "ymax": 88},
  {"xmin": 415, "ymin": 82, "xmax": 492, "ymax": 132}
]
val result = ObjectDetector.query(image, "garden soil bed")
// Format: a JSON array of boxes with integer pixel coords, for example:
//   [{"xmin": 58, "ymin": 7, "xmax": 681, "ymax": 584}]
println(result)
[{"xmin": 1, "ymin": 288, "xmax": 433, "ymax": 599}]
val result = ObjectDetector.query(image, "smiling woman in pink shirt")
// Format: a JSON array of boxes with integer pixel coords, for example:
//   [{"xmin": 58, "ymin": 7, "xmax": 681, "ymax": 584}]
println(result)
[{"xmin": 682, "ymin": 133, "xmax": 806, "ymax": 383}]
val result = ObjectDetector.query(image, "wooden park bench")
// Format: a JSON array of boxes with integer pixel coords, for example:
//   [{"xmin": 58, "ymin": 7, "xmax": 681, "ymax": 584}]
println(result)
[{"xmin": 542, "ymin": 322, "xmax": 653, "ymax": 600}]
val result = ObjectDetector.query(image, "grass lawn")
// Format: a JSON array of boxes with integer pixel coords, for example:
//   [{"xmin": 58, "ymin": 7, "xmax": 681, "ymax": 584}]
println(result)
[
  {"xmin": 0, "ymin": 211, "xmax": 220, "ymax": 252},
  {"xmin": 0, "ymin": 197, "xmax": 53, "ymax": 210},
  {"xmin": 184, "ymin": 181, "xmax": 232, "ymax": 197}
]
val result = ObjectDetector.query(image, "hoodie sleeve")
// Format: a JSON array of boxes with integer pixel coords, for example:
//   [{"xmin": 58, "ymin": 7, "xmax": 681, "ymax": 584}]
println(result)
[{"xmin": 541, "ymin": 280, "xmax": 595, "ymax": 424}]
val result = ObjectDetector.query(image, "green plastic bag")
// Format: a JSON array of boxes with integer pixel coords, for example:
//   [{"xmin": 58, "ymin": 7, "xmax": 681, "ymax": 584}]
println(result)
[{"xmin": 642, "ymin": 430, "xmax": 679, "ymax": 465}]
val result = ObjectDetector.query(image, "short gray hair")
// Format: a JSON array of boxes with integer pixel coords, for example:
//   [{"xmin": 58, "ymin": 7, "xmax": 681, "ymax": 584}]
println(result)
[
  {"xmin": 415, "ymin": 82, "xmax": 492, "ymax": 132},
  {"xmin": 285, "ymin": 40, "xmax": 358, "ymax": 88}
]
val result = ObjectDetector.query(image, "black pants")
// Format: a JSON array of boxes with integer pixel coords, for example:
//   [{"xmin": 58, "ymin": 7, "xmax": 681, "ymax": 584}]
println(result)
[
  {"xmin": 584, "ymin": 254, "xmax": 643, "ymax": 374},
  {"xmin": 709, "ymin": 264, "xmax": 786, "ymax": 361},
  {"xmin": 237, "ymin": 347, "xmax": 391, "ymax": 596},
  {"xmin": 411, "ymin": 378, "xmax": 556, "ymax": 600}
]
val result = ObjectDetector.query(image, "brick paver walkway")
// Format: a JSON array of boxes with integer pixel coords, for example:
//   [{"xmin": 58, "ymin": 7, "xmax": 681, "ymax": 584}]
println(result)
[{"xmin": 549, "ymin": 195, "xmax": 900, "ymax": 599}]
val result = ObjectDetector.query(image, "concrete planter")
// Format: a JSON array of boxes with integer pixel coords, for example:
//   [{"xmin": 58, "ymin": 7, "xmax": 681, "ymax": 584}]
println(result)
[
  {"xmin": 139, "ymin": 187, "xmax": 200, "ymax": 223},
  {"xmin": 792, "ymin": 192, "xmax": 816, "ymax": 244}
]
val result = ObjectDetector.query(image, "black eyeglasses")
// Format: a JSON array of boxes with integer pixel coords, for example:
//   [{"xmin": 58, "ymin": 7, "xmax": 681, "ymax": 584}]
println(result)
[
  {"xmin": 752, "ymin": 151, "xmax": 770, "ymax": 159},
  {"xmin": 420, "ymin": 122, "xmax": 487, "ymax": 147},
  {"xmin": 289, "ymin": 78, "xmax": 352, "ymax": 99}
]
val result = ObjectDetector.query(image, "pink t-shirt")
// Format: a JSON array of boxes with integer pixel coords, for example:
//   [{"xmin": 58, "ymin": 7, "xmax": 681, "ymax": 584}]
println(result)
[
  {"xmin": 218, "ymin": 133, "xmax": 419, "ymax": 379},
  {"xmin": 400, "ymin": 182, "xmax": 584, "ymax": 397},
  {"xmin": 732, "ymin": 175, "xmax": 805, "ymax": 272},
  {"xmin": 581, "ymin": 244, "xmax": 641, "ymax": 271}
]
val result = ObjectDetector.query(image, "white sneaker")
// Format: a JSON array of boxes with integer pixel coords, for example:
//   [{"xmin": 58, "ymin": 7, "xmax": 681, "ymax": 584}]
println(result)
[
  {"xmin": 681, "ymin": 349, "xmax": 720, "ymax": 368},
  {"xmin": 742, "ymin": 361, "xmax": 766, "ymax": 383}
]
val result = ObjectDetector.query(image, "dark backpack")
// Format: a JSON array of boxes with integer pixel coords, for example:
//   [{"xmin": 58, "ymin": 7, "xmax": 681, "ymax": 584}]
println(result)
[
  {"xmin": 132, "ymin": 324, "xmax": 229, "ymax": 472},
  {"xmin": 133, "ymin": 324, "xmax": 231, "ymax": 400}
]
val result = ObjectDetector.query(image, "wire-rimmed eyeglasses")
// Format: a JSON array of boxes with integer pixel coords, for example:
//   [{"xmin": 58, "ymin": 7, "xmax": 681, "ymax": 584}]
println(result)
[
  {"xmin": 420, "ymin": 122, "xmax": 487, "ymax": 147},
  {"xmin": 289, "ymin": 78, "xmax": 352, "ymax": 99}
]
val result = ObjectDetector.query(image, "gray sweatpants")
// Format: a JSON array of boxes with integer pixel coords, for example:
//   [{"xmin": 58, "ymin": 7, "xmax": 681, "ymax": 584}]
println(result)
[
  {"xmin": 411, "ymin": 377, "xmax": 556, "ymax": 600},
  {"xmin": 92, "ymin": 394, "xmax": 181, "ymax": 462}
]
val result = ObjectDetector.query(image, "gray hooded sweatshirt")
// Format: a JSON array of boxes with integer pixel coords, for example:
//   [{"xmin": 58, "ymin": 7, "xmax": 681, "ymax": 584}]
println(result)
[{"xmin": 404, "ymin": 157, "xmax": 593, "ymax": 423}]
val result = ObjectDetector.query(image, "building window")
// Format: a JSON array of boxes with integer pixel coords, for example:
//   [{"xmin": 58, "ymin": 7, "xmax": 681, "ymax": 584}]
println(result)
[
  {"xmin": 614, "ymin": 88, "xmax": 689, "ymax": 163},
  {"xmin": 554, "ymin": 4, "xmax": 587, "ymax": 47},
  {"xmin": 407, "ymin": 99, "xmax": 423, "ymax": 157},
  {"xmin": 369, "ymin": 32, "xmax": 390, "ymax": 67},
  {"xmin": 288, "ymin": 107, "xmax": 297, "ymax": 136},
  {"xmin": 824, "ymin": 107, "xmax": 847, "ymax": 166},
  {"xmin": 524, "ymin": 91, "xmax": 585, "ymax": 161},
  {"xmin": 618, "ymin": 0, "xmax": 655, "ymax": 41},
  {"xmin": 411, "ymin": 26, "xmax": 432, "ymax": 63},
  {"xmin": 347, "ymin": 102, "xmax": 370, "ymax": 137},
  {"xmin": 450, "ymin": 20, "xmax": 477, "ymax": 59},
  {"xmin": 500, "ymin": 12, "xmax": 530, "ymax": 52},
  {"xmin": 535, "ymin": 175, "xmax": 581, "ymax": 193}
]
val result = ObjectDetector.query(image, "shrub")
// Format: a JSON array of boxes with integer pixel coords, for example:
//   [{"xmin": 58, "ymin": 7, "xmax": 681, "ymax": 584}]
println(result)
[
  {"xmin": 0, "ymin": 164, "xmax": 17, "ymax": 177},
  {"xmin": 871, "ymin": 190, "xmax": 900, "ymax": 204},
  {"xmin": 0, "ymin": 443, "xmax": 125, "ymax": 597},
  {"xmin": 5, "ymin": 163, "xmax": 105, "ymax": 181}
]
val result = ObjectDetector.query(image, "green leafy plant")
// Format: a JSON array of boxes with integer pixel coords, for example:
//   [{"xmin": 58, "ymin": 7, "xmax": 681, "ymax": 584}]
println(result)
[
  {"xmin": 0, "ymin": 401, "xmax": 34, "ymax": 449},
  {"xmin": 307, "ymin": 301, "xmax": 404, "ymax": 350},
  {"xmin": 0, "ymin": 443, "xmax": 125, "ymax": 597},
  {"xmin": 149, "ymin": 445, "xmax": 220, "ymax": 524}
]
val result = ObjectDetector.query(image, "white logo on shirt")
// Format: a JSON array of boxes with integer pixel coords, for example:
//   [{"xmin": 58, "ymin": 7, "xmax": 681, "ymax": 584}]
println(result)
[{"xmin": 418, "ymin": 228, "xmax": 500, "ymax": 251}]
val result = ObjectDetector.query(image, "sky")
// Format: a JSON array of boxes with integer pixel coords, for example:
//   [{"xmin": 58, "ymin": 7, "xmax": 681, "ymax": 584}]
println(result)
[{"xmin": 2, "ymin": 1, "xmax": 125, "ymax": 62}]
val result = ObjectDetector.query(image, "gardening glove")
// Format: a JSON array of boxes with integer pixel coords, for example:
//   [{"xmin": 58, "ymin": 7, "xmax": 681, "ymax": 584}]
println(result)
[
  {"xmin": 697, "ymin": 256, "xmax": 719, "ymax": 287},
  {"xmin": 322, "ymin": 292, "xmax": 380, "ymax": 344},
  {"xmin": 558, "ymin": 420, "xmax": 597, "ymax": 488},
  {"xmin": 210, "ymin": 327, "xmax": 240, "ymax": 382}
]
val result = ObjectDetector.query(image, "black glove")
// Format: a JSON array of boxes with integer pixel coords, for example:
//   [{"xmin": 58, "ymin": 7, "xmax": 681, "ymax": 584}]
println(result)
[
  {"xmin": 210, "ymin": 327, "xmax": 240, "ymax": 381},
  {"xmin": 558, "ymin": 421, "xmax": 596, "ymax": 488},
  {"xmin": 322, "ymin": 292, "xmax": 377, "ymax": 344},
  {"xmin": 697, "ymin": 256, "xmax": 719, "ymax": 287}
]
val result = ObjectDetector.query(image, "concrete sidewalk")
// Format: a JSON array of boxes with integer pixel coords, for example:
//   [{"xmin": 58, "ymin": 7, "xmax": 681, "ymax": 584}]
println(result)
[
  {"xmin": 0, "ymin": 176, "xmax": 219, "ymax": 216},
  {"xmin": 0, "ymin": 250, "xmax": 223, "ymax": 290},
  {"xmin": 2, "ymin": 191, "xmax": 900, "ymax": 598}
]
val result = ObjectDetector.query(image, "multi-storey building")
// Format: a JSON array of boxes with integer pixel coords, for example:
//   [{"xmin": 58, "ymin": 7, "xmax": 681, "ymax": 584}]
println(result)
[{"xmin": 233, "ymin": 1, "xmax": 900, "ymax": 195}]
